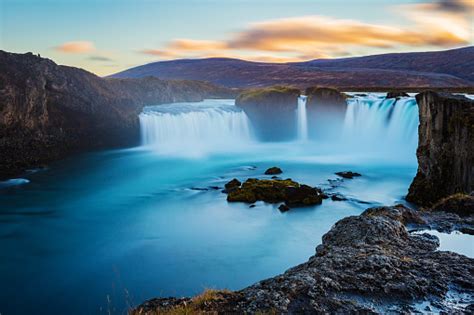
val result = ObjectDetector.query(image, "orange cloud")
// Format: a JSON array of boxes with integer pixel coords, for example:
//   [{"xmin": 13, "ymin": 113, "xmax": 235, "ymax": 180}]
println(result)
[
  {"xmin": 56, "ymin": 41, "xmax": 95, "ymax": 53},
  {"xmin": 140, "ymin": 1, "xmax": 472, "ymax": 62},
  {"xmin": 168, "ymin": 39, "xmax": 228, "ymax": 51}
]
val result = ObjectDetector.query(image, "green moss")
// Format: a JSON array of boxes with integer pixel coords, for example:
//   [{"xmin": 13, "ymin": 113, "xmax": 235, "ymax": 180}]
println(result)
[
  {"xmin": 226, "ymin": 178, "xmax": 323, "ymax": 207},
  {"xmin": 236, "ymin": 86, "xmax": 300, "ymax": 104}
]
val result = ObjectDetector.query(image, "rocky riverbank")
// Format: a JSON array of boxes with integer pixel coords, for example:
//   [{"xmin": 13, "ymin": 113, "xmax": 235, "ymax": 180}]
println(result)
[
  {"xmin": 133, "ymin": 202, "xmax": 474, "ymax": 314},
  {"xmin": 0, "ymin": 51, "xmax": 236, "ymax": 179}
]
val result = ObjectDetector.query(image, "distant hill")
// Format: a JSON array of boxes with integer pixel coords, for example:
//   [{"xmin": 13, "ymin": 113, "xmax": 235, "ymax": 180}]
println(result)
[{"xmin": 111, "ymin": 47, "xmax": 474, "ymax": 90}]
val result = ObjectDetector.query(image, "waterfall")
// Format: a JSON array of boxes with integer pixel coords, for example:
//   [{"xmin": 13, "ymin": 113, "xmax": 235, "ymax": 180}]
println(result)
[
  {"xmin": 297, "ymin": 95, "xmax": 308, "ymax": 141},
  {"xmin": 342, "ymin": 95, "xmax": 419, "ymax": 160},
  {"xmin": 139, "ymin": 100, "xmax": 253, "ymax": 156}
]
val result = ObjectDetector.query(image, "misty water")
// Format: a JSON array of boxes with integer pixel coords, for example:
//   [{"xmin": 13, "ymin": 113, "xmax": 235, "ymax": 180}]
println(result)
[{"xmin": 1, "ymin": 95, "xmax": 420, "ymax": 314}]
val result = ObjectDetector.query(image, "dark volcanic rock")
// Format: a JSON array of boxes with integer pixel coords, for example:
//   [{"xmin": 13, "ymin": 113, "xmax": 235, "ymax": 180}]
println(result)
[
  {"xmin": 278, "ymin": 204, "xmax": 290, "ymax": 212},
  {"xmin": 431, "ymin": 194, "xmax": 474, "ymax": 217},
  {"xmin": 235, "ymin": 86, "xmax": 300, "ymax": 141},
  {"xmin": 407, "ymin": 92, "xmax": 474, "ymax": 206},
  {"xmin": 335, "ymin": 171, "xmax": 362, "ymax": 179},
  {"xmin": 386, "ymin": 91, "xmax": 410, "ymax": 98},
  {"xmin": 264, "ymin": 166, "xmax": 283, "ymax": 175},
  {"xmin": 330, "ymin": 193, "xmax": 347, "ymax": 201},
  {"xmin": 223, "ymin": 178, "xmax": 241, "ymax": 193},
  {"xmin": 0, "ymin": 50, "xmax": 235, "ymax": 179},
  {"xmin": 133, "ymin": 205, "xmax": 474, "ymax": 314},
  {"xmin": 225, "ymin": 178, "xmax": 323, "ymax": 208}
]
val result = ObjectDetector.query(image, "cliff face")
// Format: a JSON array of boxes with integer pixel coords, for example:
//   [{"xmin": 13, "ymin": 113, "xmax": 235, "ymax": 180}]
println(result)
[
  {"xmin": 305, "ymin": 87, "xmax": 347, "ymax": 140},
  {"xmin": 407, "ymin": 91, "xmax": 474, "ymax": 206},
  {"xmin": 0, "ymin": 51, "xmax": 235, "ymax": 179},
  {"xmin": 235, "ymin": 86, "xmax": 300, "ymax": 141}
]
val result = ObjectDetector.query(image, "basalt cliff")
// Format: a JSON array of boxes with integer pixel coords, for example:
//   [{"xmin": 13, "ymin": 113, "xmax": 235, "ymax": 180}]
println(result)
[
  {"xmin": 0, "ymin": 51, "xmax": 235, "ymax": 179},
  {"xmin": 407, "ymin": 91, "xmax": 474, "ymax": 206}
]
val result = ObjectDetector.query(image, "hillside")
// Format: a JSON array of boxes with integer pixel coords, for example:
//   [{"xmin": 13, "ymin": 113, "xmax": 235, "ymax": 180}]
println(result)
[{"xmin": 111, "ymin": 47, "xmax": 474, "ymax": 89}]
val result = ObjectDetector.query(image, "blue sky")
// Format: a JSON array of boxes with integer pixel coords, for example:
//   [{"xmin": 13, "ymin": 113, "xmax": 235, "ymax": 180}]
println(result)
[{"xmin": 1, "ymin": 0, "xmax": 472, "ymax": 75}]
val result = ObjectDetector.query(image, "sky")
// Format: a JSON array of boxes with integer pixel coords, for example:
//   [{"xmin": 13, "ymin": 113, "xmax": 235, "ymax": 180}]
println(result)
[{"xmin": 0, "ymin": 0, "xmax": 473, "ymax": 76}]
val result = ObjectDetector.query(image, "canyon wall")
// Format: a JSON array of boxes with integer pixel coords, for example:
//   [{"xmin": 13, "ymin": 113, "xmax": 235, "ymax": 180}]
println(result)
[
  {"xmin": 0, "ymin": 51, "xmax": 235, "ymax": 179},
  {"xmin": 407, "ymin": 91, "xmax": 473, "ymax": 206}
]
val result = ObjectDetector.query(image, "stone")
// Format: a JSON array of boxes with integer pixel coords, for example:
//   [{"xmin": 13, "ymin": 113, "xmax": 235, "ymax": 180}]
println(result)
[
  {"xmin": 335, "ymin": 171, "xmax": 362, "ymax": 179},
  {"xmin": 264, "ymin": 167, "xmax": 283, "ymax": 175},
  {"xmin": 224, "ymin": 178, "xmax": 241, "ymax": 193},
  {"xmin": 226, "ymin": 178, "xmax": 323, "ymax": 207},
  {"xmin": 386, "ymin": 91, "xmax": 409, "ymax": 99}
]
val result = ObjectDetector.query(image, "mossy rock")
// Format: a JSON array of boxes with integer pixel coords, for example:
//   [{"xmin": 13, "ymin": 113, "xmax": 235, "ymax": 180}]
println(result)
[
  {"xmin": 236, "ymin": 86, "xmax": 300, "ymax": 106},
  {"xmin": 226, "ymin": 178, "xmax": 323, "ymax": 208},
  {"xmin": 264, "ymin": 167, "xmax": 283, "ymax": 175}
]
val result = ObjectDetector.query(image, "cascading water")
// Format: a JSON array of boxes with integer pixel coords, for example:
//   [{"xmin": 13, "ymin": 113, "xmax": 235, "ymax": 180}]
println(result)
[
  {"xmin": 139, "ymin": 99, "xmax": 253, "ymax": 156},
  {"xmin": 341, "ymin": 94, "xmax": 419, "ymax": 161},
  {"xmin": 297, "ymin": 95, "xmax": 308, "ymax": 141}
]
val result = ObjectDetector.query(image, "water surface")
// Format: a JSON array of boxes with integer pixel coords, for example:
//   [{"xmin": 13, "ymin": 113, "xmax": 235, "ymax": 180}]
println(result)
[{"xmin": 0, "ymin": 96, "xmax": 419, "ymax": 314}]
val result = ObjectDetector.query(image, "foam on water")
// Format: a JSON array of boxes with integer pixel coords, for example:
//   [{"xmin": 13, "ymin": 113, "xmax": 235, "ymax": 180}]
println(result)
[{"xmin": 0, "ymin": 178, "xmax": 30, "ymax": 188}]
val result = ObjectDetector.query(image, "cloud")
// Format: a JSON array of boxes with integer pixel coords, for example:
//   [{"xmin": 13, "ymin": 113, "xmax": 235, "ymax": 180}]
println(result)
[
  {"xmin": 87, "ymin": 55, "xmax": 113, "ymax": 62},
  {"xmin": 140, "ymin": 1, "xmax": 472, "ymax": 62},
  {"xmin": 55, "ymin": 41, "xmax": 95, "ymax": 53},
  {"xmin": 412, "ymin": 0, "xmax": 474, "ymax": 13}
]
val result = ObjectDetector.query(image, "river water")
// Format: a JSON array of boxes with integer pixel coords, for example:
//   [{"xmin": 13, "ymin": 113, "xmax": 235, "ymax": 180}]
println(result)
[{"xmin": 0, "ymin": 95, "xmax": 419, "ymax": 314}]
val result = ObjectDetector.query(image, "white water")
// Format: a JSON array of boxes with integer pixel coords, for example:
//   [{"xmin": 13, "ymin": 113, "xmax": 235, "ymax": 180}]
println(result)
[
  {"xmin": 342, "ymin": 95, "xmax": 419, "ymax": 161},
  {"xmin": 297, "ymin": 95, "xmax": 308, "ymax": 141},
  {"xmin": 139, "ymin": 94, "xmax": 419, "ymax": 162},
  {"xmin": 139, "ymin": 99, "xmax": 253, "ymax": 156}
]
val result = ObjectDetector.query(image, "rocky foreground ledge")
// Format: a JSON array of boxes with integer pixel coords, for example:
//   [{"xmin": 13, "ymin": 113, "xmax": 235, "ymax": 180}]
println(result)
[{"xmin": 132, "ymin": 200, "xmax": 474, "ymax": 314}]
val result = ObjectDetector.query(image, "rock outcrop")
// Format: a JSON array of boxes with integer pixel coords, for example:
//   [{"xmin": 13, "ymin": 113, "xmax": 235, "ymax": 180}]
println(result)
[
  {"xmin": 0, "ymin": 50, "xmax": 235, "ymax": 179},
  {"xmin": 225, "ymin": 178, "xmax": 324, "ymax": 208},
  {"xmin": 235, "ymin": 86, "xmax": 300, "ymax": 141},
  {"xmin": 264, "ymin": 166, "xmax": 283, "ymax": 175},
  {"xmin": 407, "ymin": 91, "xmax": 474, "ymax": 206},
  {"xmin": 335, "ymin": 171, "xmax": 361, "ymax": 179},
  {"xmin": 386, "ymin": 91, "xmax": 410, "ymax": 99},
  {"xmin": 133, "ymin": 204, "xmax": 474, "ymax": 314},
  {"xmin": 305, "ymin": 87, "xmax": 347, "ymax": 140}
]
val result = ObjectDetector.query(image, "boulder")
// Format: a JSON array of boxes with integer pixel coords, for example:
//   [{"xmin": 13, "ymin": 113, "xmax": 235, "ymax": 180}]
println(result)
[
  {"xmin": 224, "ymin": 178, "xmax": 241, "ymax": 193},
  {"xmin": 264, "ymin": 167, "xmax": 282, "ymax": 175},
  {"xmin": 335, "ymin": 171, "xmax": 361, "ymax": 179}
]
